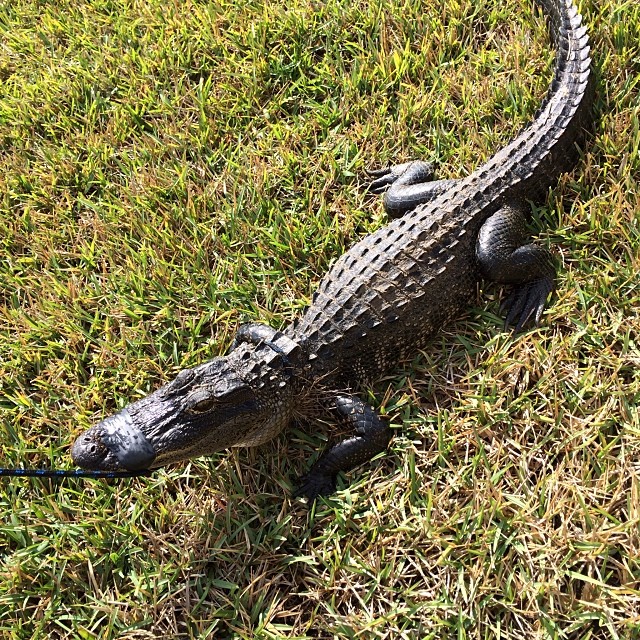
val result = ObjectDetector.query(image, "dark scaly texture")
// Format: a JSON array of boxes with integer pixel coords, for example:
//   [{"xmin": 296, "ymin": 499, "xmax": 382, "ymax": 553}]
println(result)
[
  {"xmin": 289, "ymin": 0, "xmax": 593, "ymax": 381},
  {"xmin": 71, "ymin": 0, "xmax": 593, "ymax": 500}
]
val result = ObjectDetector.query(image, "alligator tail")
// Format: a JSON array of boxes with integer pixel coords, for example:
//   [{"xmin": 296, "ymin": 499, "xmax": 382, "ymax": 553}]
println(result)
[{"xmin": 477, "ymin": 0, "xmax": 594, "ymax": 199}]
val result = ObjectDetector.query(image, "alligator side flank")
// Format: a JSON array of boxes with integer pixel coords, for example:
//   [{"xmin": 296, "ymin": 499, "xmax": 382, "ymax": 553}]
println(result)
[{"xmin": 72, "ymin": 0, "xmax": 594, "ymax": 501}]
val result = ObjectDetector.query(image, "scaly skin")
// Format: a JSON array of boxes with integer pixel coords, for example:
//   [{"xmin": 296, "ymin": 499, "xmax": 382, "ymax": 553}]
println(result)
[{"xmin": 72, "ymin": 0, "xmax": 594, "ymax": 501}]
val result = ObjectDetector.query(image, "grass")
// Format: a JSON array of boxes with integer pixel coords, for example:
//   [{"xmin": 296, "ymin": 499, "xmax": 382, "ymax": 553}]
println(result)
[{"xmin": 0, "ymin": 0, "xmax": 639, "ymax": 637}]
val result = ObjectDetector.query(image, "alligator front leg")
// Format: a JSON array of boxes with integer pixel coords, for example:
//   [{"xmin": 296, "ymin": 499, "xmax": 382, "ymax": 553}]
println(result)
[
  {"xmin": 476, "ymin": 204, "xmax": 556, "ymax": 330},
  {"xmin": 368, "ymin": 160, "xmax": 457, "ymax": 218},
  {"xmin": 295, "ymin": 395, "xmax": 392, "ymax": 501}
]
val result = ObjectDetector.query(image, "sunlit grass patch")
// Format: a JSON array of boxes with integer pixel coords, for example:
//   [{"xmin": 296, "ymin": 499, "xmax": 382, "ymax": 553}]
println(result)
[{"xmin": 1, "ymin": 0, "xmax": 639, "ymax": 637}]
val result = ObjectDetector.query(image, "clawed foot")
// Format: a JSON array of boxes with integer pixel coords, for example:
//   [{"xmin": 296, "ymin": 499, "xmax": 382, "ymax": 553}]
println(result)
[
  {"xmin": 501, "ymin": 277, "xmax": 555, "ymax": 331},
  {"xmin": 293, "ymin": 472, "xmax": 336, "ymax": 502},
  {"xmin": 366, "ymin": 161, "xmax": 434, "ymax": 194}
]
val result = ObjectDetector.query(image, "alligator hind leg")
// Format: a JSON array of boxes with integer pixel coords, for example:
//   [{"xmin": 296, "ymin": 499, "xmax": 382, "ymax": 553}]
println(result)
[
  {"xmin": 368, "ymin": 160, "xmax": 457, "ymax": 218},
  {"xmin": 476, "ymin": 204, "xmax": 555, "ymax": 330},
  {"xmin": 294, "ymin": 395, "xmax": 392, "ymax": 501}
]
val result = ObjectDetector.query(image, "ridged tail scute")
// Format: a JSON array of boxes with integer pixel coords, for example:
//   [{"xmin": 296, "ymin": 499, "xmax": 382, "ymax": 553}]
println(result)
[{"xmin": 478, "ymin": 0, "xmax": 593, "ymax": 199}]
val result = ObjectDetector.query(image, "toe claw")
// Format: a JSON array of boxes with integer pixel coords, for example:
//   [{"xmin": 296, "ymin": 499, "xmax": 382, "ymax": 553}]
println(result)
[
  {"xmin": 368, "ymin": 174, "xmax": 396, "ymax": 193},
  {"xmin": 294, "ymin": 472, "xmax": 336, "ymax": 502},
  {"xmin": 504, "ymin": 288, "xmax": 526, "ymax": 329},
  {"xmin": 366, "ymin": 161, "xmax": 423, "ymax": 192},
  {"xmin": 365, "ymin": 166, "xmax": 393, "ymax": 178},
  {"xmin": 502, "ymin": 277, "xmax": 554, "ymax": 331}
]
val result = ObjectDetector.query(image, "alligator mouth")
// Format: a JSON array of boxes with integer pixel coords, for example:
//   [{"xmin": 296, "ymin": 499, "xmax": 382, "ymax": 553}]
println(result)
[{"xmin": 72, "ymin": 408, "xmax": 156, "ymax": 471}]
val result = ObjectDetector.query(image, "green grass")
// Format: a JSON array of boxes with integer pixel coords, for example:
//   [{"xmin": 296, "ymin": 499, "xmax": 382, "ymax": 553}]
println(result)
[{"xmin": 0, "ymin": 0, "xmax": 639, "ymax": 637}]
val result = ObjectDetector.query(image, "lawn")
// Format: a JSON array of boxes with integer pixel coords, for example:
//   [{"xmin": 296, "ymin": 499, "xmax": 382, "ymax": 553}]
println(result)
[{"xmin": 0, "ymin": 0, "xmax": 639, "ymax": 637}]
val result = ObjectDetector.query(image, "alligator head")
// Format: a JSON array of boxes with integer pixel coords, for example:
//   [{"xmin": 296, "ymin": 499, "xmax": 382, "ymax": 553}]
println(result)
[{"xmin": 71, "ymin": 329, "xmax": 303, "ymax": 472}]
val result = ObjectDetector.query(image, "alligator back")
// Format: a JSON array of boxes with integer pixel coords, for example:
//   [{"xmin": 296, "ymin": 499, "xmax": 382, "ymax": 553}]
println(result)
[{"xmin": 288, "ymin": 0, "xmax": 592, "ymax": 382}]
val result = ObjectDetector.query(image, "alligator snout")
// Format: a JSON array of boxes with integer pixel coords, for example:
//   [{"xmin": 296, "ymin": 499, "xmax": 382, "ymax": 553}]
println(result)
[{"xmin": 72, "ymin": 408, "xmax": 156, "ymax": 471}]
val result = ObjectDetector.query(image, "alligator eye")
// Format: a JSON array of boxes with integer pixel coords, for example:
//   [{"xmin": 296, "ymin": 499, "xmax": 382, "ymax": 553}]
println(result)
[{"xmin": 188, "ymin": 397, "xmax": 217, "ymax": 414}]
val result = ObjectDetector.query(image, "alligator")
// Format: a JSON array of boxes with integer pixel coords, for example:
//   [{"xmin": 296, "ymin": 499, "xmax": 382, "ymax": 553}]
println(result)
[{"xmin": 71, "ymin": 0, "xmax": 593, "ymax": 500}]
